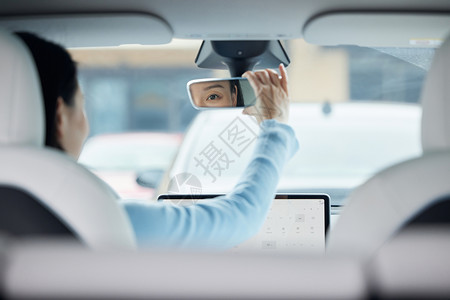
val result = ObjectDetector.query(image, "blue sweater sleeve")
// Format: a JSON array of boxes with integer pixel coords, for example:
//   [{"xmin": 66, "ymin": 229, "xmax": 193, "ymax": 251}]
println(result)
[{"xmin": 121, "ymin": 119, "xmax": 299, "ymax": 249}]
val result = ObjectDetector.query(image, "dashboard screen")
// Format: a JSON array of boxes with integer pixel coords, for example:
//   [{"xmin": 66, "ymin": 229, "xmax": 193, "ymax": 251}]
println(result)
[
  {"xmin": 233, "ymin": 197, "xmax": 328, "ymax": 253},
  {"xmin": 158, "ymin": 194, "xmax": 330, "ymax": 253}
]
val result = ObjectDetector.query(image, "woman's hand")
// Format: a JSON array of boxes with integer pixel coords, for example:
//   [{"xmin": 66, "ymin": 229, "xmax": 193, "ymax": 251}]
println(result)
[{"xmin": 242, "ymin": 64, "xmax": 290, "ymax": 124}]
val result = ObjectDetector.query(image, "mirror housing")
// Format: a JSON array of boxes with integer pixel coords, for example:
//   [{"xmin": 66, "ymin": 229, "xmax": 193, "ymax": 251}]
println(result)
[{"xmin": 195, "ymin": 40, "xmax": 290, "ymax": 77}]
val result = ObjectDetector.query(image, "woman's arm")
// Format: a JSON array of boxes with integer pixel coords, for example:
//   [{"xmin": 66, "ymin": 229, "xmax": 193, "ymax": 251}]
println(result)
[
  {"xmin": 122, "ymin": 119, "xmax": 298, "ymax": 249},
  {"xmin": 122, "ymin": 64, "xmax": 298, "ymax": 249}
]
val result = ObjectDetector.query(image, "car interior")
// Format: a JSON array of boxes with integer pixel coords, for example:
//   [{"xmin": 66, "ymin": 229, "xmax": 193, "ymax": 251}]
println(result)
[{"xmin": 1, "ymin": 0, "xmax": 450, "ymax": 299}]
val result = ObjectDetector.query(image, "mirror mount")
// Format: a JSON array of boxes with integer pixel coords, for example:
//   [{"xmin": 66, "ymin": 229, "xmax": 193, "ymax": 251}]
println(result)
[
  {"xmin": 227, "ymin": 60, "xmax": 258, "ymax": 79},
  {"xmin": 195, "ymin": 40, "xmax": 290, "ymax": 77}
]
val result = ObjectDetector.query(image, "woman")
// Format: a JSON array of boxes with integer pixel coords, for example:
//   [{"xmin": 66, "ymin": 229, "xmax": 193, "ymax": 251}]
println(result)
[{"xmin": 16, "ymin": 32, "xmax": 298, "ymax": 249}]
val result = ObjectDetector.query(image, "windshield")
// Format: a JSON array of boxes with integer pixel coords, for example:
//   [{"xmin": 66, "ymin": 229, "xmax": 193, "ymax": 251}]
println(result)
[
  {"xmin": 79, "ymin": 134, "xmax": 181, "ymax": 171},
  {"xmin": 73, "ymin": 40, "xmax": 433, "ymax": 202}
]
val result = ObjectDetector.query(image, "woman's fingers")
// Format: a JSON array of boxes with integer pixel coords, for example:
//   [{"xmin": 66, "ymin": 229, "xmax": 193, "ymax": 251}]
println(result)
[
  {"xmin": 255, "ymin": 70, "xmax": 271, "ymax": 86},
  {"xmin": 267, "ymin": 69, "xmax": 281, "ymax": 87},
  {"xmin": 246, "ymin": 69, "xmax": 277, "ymax": 85},
  {"xmin": 243, "ymin": 65, "xmax": 290, "ymax": 124},
  {"xmin": 279, "ymin": 64, "xmax": 288, "ymax": 95},
  {"xmin": 243, "ymin": 71, "xmax": 260, "ymax": 94}
]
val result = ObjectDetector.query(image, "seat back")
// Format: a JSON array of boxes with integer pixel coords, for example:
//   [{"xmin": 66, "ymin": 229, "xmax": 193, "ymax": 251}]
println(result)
[
  {"xmin": 0, "ymin": 29, "xmax": 136, "ymax": 249},
  {"xmin": 405, "ymin": 195, "xmax": 450, "ymax": 226},
  {"xmin": 0, "ymin": 186, "xmax": 74, "ymax": 237},
  {"xmin": 369, "ymin": 227, "xmax": 450, "ymax": 299},
  {"xmin": 4, "ymin": 239, "xmax": 368, "ymax": 300},
  {"xmin": 327, "ymin": 35, "xmax": 450, "ymax": 259}
]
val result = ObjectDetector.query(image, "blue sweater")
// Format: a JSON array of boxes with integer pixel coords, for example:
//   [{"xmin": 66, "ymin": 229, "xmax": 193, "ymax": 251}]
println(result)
[{"xmin": 122, "ymin": 119, "xmax": 299, "ymax": 249}]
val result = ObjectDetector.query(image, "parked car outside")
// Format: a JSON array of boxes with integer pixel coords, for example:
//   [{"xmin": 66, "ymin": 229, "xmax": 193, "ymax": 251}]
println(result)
[{"xmin": 79, "ymin": 132, "xmax": 182, "ymax": 200}]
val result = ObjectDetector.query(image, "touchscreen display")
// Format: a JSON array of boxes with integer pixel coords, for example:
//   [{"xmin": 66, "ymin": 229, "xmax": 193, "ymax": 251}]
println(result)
[
  {"xmin": 158, "ymin": 194, "xmax": 329, "ymax": 253},
  {"xmin": 231, "ymin": 198, "xmax": 326, "ymax": 253}
]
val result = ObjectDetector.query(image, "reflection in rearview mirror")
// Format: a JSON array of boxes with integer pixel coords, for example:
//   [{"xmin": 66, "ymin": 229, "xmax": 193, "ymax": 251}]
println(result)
[{"xmin": 187, "ymin": 78, "xmax": 256, "ymax": 109}]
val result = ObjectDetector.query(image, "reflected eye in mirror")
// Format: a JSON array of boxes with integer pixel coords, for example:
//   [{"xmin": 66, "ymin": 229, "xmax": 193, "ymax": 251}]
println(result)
[
  {"xmin": 207, "ymin": 93, "xmax": 221, "ymax": 101},
  {"xmin": 187, "ymin": 78, "xmax": 256, "ymax": 109}
]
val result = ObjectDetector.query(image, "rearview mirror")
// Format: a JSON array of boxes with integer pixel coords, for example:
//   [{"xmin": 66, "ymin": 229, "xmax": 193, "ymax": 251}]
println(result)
[{"xmin": 187, "ymin": 78, "xmax": 256, "ymax": 109}]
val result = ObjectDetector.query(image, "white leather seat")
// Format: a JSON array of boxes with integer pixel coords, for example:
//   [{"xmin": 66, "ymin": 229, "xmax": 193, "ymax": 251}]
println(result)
[
  {"xmin": 369, "ymin": 226, "xmax": 450, "ymax": 299},
  {"xmin": 0, "ymin": 29, "xmax": 136, "ymax": 249},
  {"xmin": 327, "ymin": 35, "xmax": 450, "ymax": 259},
  {"xmin": 4, "ymin": 238, "xmax": 367, "ymax": 299}
]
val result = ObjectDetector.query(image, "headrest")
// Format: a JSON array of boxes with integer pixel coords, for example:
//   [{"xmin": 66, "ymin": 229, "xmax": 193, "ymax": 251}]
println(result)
[
  {"xmin": 421, "ymin": 35, "xmax": 450, "ymax": 153},
  {"xmin": 0, "ymin": 29, "xmax": 44, "ymax": 147}
]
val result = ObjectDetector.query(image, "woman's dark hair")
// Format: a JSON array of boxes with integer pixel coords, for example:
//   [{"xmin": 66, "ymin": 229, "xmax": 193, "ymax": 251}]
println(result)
[
  {"xmin": 230, "ymin": 80, "xmax": 244, "ymax": 107},
  {"xmin": 15, "ymin": 32, "xmax": 78, "ymax": 149}
]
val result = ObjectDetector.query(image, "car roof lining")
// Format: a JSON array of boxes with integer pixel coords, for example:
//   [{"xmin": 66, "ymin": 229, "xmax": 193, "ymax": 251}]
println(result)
[
  {"xmin": 0, "ymin": 14, "xmax": 172, "ymax": 48},
  {"xmin": 1, "ymin": 0, "xmax": 450, "ymax": 47},
  {"xmin": 304, "ymin": 11, "xmax": 450, "ymax": 48}
]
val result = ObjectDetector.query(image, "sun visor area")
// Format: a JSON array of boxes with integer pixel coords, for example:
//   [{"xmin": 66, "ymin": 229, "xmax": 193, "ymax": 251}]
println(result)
[
  {"xmin": 0, "ymin": 14, "xmax": 173, "ymax": 47},
  {"xmin": 303, "ymin": 12, "xmax": 450, "ymax": 48}
]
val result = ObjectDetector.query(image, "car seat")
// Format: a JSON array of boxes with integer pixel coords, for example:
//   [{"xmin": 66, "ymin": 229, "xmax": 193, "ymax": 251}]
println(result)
[
  {"xmin": 0, "ymin": 29, "xmax": 136, "ymax": 249},
  {"xmin": 369, "ymin": 226, "xmax": 450, "ymax": 299},
  {"xmin": 327, "ymin": 34, "xmax": 450, "ymax": 259}
]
